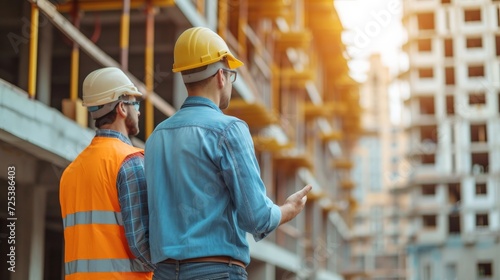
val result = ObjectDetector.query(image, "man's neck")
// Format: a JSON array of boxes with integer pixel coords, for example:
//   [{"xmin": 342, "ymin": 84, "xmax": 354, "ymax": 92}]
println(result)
[{"xmin": 99, "ymin": 122, "xmax": 129, "ymax": 139}]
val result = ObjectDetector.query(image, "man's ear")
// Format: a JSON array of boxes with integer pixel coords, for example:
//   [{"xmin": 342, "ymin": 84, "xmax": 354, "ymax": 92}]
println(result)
[
  {"xmin": 216, "ymin": 69, "xmax": 225, "ymax": 88},
  {"xmin": 116, "ymin": 102, "xmax": 127, "ymax": 118}
]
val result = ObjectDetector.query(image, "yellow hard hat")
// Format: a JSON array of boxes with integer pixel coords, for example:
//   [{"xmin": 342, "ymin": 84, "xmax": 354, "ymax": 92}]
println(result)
[
  {"xmin": 172, "ymin": 27, "xmax": 244, "ymax": 73},
  {"xmin": 82, "ymin": 67, "xmax": 142, "ymax": 118}
]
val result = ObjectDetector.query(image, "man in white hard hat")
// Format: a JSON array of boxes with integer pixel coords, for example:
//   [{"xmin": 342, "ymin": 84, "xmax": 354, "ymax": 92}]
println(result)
[
  {"xmin": 145, "ymin": 27, "xmax": 311, "ymax": 279},
  {"xmin": 59, "ymin": 67, "xmax": 155, "ymax": 279}
]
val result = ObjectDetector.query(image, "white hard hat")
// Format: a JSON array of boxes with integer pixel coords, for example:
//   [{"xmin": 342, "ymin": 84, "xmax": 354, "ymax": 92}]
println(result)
[{"xmin": 82, "ymin": 67, "xmax": 142, "ymax": 118}]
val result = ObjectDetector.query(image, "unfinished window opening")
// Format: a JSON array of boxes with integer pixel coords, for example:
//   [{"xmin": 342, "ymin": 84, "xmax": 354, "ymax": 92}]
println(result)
[
  {"xmin": 496, "ymin": 35, "xmax": 500, "ymax": 56},
  {"xmin": 478, "ymin": 262, "xmax": 493, "ymax": 277},
  {"xmin": 422, "ymin": 184, "xmax": 436, "ymax": 196},
  {"xmin": 471, "ymin": 152, "xmax": 489, "ymax": 174},
  {"xmin": 476, "ymin": 213, "xmax": 489, "ymax": 227},
  {"xmin": 448, "ymin": 183, "xmax": 461, "ymax": 203},
  {"xmin": 470, "ymin": 124, "xmax": 487, "ymax": 142},
  {"xmin": 464, "ymin": 9, "xmax": 481, "ymax": 22},
  {"xmin": 446, "ymin": 95, "xmax": 455, "ymax": 115},
  {"xmin": 420, "ymin": 125, "xmax": 438, "ymax": 143},
  {"xmin": 419, "ymin": 96, "xmax": 435, "ymax": 115},
  {"xmin": 445, "ymin": 67, "xmax": 455, "ymax": 85},
  {"xmin": 418, "ymin": 39, "xmax": 432, "ymax": 52},
  {"xmin": 466, "ymin": 37, "xmax": 482, "ymax": 48},
  {"xmin": 422, "ymin": 154, "xmax": 435, "ymax": 164},
  {"xmin": 419, "ymin": 68, "xmax": 434, "ymax": 79},
  {"xmin": 475, "ymin": 183, "xmax": 487, "ymax": 195},
  {"xmin": 448, "ymin": 215, "xmax": 460, "ymax": 234},
  {"xmin": 422, "ymin": 215, "xmax": 437, "ymax": 229},
  {"xmin": 444, "ymin": 39, "xmax": 454, "ymax": 57},
  {"xmin": 468, "ymin": 65, "xmax": 484, "ymax": 77},
  {"xmin": 498, "ymin": 7, "xmax": 500, "ymax": 27},
  {"xmin": 417, "ymin": 13, "xmax": 435, "ymax": 30},
  {"xmin": 469, "ymin": 93, "xmax": 486, "ymax": 105}
]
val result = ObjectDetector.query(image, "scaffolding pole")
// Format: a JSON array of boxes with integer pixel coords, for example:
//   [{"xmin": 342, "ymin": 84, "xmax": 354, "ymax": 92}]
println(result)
[
  {"xmin": 144, "ymin": 0, "xmax": 154, "ymax": 138},
  {"xmin": 28, "ymin": 3, "xmax": 39, "ymax": 98},
  {"xmin": 120, "ymin": 0, "xmax": 130, "ymax": 70},
  {"xmin": 70, "ymin": 2, "xmax": 80, "ymax": 101}
]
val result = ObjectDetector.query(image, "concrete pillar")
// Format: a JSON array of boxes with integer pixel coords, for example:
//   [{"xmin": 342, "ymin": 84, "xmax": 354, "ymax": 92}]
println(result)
[{"xmin": 14, "ymin": 185, "xmax": 47, "ymax": 280}]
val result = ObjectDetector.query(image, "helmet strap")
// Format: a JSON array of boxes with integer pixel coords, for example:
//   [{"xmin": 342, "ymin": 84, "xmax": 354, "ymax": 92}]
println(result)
[
  {"xmin": 181, "ymin": 61, "xmax": 226, "ymax": 83},
  {"xmin": 88, "ymin": 99, "xmax": 121, "ymax": 119}
]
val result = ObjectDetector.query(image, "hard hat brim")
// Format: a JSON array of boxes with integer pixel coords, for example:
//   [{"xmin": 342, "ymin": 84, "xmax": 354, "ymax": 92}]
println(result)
[
  {"xmin": 173, "ymin": 54, "xmax": 244, "ymax": 73},
  {"xmin": 227, "ymin": 55, "xmax": 244, "ymax": 70}
]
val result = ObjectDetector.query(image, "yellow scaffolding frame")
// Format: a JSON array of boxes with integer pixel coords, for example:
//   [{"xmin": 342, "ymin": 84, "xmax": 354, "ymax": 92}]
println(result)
[
  {"xmin": 144, "ymin": 0, "xmax": 154, "ymax": 138},
  {"xmin": 28, "ymin": 3, "xmax": 39, "ymax": 98},
  {"xmin": 28, "ymin": 0, "xmax": 176, "ymax": 135}
]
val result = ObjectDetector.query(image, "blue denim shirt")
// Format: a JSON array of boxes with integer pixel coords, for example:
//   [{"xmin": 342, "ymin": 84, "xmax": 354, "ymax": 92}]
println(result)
[{"xmin": 145, "ymin": 96, "xmax": 281, "ymax": 265}]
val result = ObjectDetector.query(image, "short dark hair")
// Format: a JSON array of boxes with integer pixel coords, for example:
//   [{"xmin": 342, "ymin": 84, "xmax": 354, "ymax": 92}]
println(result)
[{"xmin": 94, "ymin": 103, "xmax": 119, "ymax": 128}]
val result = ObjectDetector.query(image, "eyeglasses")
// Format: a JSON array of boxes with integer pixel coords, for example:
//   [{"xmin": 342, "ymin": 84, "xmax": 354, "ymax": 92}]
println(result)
[
  {"xmin": 221, "ymin": 68, "xmax": 237, "ymax": 83},
  {"xmin": 122, "ymin": 100, "xmax": 140, "ymax": 111}
]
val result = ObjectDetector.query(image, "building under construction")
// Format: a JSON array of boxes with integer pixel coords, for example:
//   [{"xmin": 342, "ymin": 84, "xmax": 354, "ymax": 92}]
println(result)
[
  {"xmin": 0, "ymin": 1, "xmax": 362, "ymax": 279},
  {"xmin": 399, "ymin": 0, "xmax": 500, "ymax": 279}
]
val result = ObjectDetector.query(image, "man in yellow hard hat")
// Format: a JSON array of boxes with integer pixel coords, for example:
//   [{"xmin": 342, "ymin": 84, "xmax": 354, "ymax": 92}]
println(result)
[
  {"xmin": 59, "ymin": 67, "xmax": 155, "ymax": 279},
  {"xmin": 145, "ymin": 27, "xmax": 311, "ymax": 279}
]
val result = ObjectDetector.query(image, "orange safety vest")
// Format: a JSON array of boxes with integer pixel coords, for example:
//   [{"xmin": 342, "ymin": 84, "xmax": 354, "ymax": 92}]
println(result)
[{"xmin": 60, "ymin": 136, "xmax": 153, "ymax": 280}]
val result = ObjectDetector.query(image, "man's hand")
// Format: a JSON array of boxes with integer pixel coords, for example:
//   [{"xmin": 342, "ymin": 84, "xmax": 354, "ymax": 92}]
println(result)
[{"xmin": 279, "ymin": 185, "xmax": 312, "ymax": 225}]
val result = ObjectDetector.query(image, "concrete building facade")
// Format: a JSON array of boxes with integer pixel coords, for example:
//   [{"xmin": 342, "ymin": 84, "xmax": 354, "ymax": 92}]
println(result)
[
  {"xmin": 400, "ymin": 0, "xmax": 500, "ymax": 279},
  {"xmin": 0, "ymin": 0, "xmax": 362, "ymax": 279},
  {"xmin": 350, "ymin": 54, "xmax": 408, "ymax": 280}
]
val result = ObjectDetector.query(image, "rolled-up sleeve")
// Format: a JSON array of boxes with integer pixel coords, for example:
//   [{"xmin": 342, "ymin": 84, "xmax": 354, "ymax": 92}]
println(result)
[{"xmin": 219, "ymin": 121, "xmax": 281, "ymax": 241}]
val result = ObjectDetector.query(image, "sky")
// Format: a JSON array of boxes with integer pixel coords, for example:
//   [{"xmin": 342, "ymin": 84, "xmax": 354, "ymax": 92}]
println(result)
[
  {"xmin": 334, "ymin": 0, "xmax": 406, "ymax": 81},
  {"xmin": 335, "ymin": 0, "xmax": 406, "ymax": 123}
]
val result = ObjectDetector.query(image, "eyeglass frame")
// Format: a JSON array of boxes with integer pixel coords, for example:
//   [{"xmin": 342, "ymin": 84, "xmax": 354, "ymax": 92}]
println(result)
[
  {"xmin": 221, "ymin": 68, "xmax": 237, "ymax": 83},
  {"xmin": 121, "ymin": 100, "xmax": 140, "ymax": 112}
]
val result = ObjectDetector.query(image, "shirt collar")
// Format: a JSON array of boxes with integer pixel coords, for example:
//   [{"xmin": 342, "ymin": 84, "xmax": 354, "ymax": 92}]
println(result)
[
  {"xmin": 95, "ymin": 129, "xmax": 132, "ymax": 145},
  {"xmin": 180, "ymin": 96, "xmax": 222, "ymax": 113}
]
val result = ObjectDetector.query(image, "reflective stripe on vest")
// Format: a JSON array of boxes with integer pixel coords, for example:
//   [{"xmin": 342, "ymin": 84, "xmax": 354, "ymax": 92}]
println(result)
[
  {"xmin": 63, "ymin": 210, "xmax": 123, "ymax": 228},
  {"xmin": 65, "ymin": 258, "xmax": 147, "ymax": 275}
]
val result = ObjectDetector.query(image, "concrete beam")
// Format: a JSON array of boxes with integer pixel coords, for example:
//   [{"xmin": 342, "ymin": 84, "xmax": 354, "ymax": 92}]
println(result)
[{"xmin": 0, "ymin": 80, "xmax": 94, "ymax": 168}]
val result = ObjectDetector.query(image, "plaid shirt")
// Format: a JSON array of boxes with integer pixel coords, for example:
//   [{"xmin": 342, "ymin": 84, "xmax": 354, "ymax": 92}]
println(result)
[{"xmin": 96, "ymin": 129, "xmax": 155, "ymax": 270}]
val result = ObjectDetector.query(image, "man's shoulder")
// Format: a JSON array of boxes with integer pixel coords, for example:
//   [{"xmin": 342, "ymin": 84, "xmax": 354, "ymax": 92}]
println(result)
[{"xmin": 160, "ymin": 109, "xmax": 245, "ymax": 130}]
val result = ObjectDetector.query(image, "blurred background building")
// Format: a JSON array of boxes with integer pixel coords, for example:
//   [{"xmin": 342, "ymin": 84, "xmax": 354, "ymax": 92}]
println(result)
[
  {"xmin": 349, "ymin": 54, "xmax": 408, "ymax": 280},
  {"xmin": 0, "ymin": 0, "xmax": 363, "ymax": 279},
  {"xmin": 399, "ymin": 0, "xmax": 500, "ymax": 279}
]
